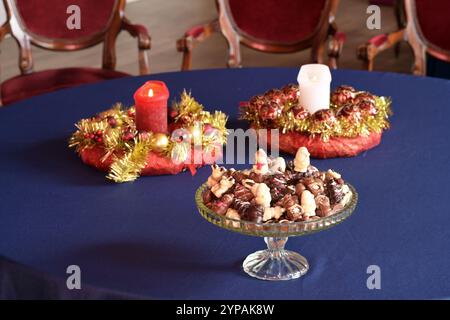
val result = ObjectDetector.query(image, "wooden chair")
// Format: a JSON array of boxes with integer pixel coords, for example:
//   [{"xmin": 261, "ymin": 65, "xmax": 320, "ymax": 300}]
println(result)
[
  {"xmin": 358, "ymin": 0, "xmax": 450, "ymax": 76},
  {"xmin": 177, "ymin": 0, "xmax": 345, "ymax": 70},
  {"xmin": 0, "ymin": 0, "xmax": 151, "ymax": 105}
]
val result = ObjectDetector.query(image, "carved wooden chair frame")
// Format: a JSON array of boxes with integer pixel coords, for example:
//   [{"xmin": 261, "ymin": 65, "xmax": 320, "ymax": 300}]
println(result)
[
  {"xmin": 0, "ymin": 0, "xmax": 151, "ymax": 77},
  {"xmin": 177, "ymin": 0, "xmax": 344, "ymax": 70},
  {"xmin": 357, "ymin": 0, "xmax": 450, "ymax": 75}
]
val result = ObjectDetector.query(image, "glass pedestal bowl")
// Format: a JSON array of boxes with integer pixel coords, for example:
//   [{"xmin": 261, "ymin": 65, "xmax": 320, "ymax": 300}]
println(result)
[{"xmin": 195, "ymin": 183, "xmax": 358, "ymax": 281}]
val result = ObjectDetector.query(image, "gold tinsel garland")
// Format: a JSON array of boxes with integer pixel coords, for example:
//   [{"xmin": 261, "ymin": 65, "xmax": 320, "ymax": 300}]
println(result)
[
  {"xmin": 69, "ymin": 91, "xmax": 228, "ymax": 183},
  {"xmin": 240, "ymin": 85, "xmax": 392, "ymax": 142}
]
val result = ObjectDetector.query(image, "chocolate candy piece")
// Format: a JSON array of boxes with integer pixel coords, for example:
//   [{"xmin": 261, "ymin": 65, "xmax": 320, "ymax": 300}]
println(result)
[
  {"xmin": 232, "ymin": 170, "xmax": 247, "ymax": 184},
  {"xmin": 211, "ymin": 199, "xmax": 231, "ymax": 216},
  {"xmin": 249, "ymin": 172, "xmax": 265, "ymax": 183},
  {"xmin": 286, "ymin": 204, "xmax": 304, "ymax": 221},
  {"xmin": 232, "ymin": 199, "xmax": 251, "ymax": 217},
  {"xmin": 234, "ymin": 184, "xmax": 254, "ymax": 202},
  {"xmin": 279, "ymin": 194, "xmax": 298, "ymax": 209},
  {"xmin": 266, "ymin": 174, "xmax": 290, "ymax": 203},
  {"xmin": 295, "ymin": 183, "xmax": 306, "ymax": 198},
  {"xmin": 265, "ymin": 173, "xmax": 288, "ymax": 188},
  {"xmin": 315, "ymin": 195, "xmax": 332, "ymax": 217},
  {"xmin": 246, "ymin": 204, "xmax": 264, "ymax": 223},
  {"xmin": 222, "ymin": 193, "xmax": 234, "ymax": 205},
  {"xmin": 326, "ymin": 179, "xmax": 344, "ymax": 205},
  {"xmin": 202, "ymin": 189, "xmax": 214, "ymax": 204},
  {"xmin": 305, "ymin": 178, "xmax": 325, "ymax": 196}
]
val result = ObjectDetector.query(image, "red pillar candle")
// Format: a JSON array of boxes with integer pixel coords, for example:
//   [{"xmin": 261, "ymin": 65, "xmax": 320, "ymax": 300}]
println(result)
[{"xmin": 134, "ymin": 81, "xmax": 170, "ymax": 133}]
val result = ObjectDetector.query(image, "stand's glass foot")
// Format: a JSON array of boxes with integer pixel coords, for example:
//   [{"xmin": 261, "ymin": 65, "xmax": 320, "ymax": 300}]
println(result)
[{"xmin": 242, "ymin": 237, "xmax": 309, "ymax": 281}]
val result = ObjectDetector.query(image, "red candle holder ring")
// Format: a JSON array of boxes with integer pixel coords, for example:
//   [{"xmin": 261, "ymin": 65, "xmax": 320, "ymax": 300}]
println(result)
[{"xmin": 240, "ymin": 84, "xmax": 392, "ymax": 158}]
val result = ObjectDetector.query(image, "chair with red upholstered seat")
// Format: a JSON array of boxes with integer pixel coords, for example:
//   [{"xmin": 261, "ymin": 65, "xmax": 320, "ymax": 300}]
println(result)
[
  {"xmin": 358, "ymin": 0, "xmax": 450, "ymax": 77},
  {"xmin": 177, "ymin": 0, "xmax": 344, "ymax": 70},
  {"xmin": 0, "ymin": 0, "xmax": 151, "ymax": 105}
]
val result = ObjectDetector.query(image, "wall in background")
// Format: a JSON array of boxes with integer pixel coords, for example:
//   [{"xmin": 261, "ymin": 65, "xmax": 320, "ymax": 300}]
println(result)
[{"xmin": 0, "ymin": 1, "xmax": 6, "ymax": 26}]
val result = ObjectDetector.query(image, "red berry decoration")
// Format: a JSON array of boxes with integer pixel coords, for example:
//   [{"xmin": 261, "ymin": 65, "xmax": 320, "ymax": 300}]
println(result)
[
  {"xmin": 339, "ymin": 104, "xmax": 362, "ymax": 122},
  {"xmin": 269, "ymin": 89, "xmax": 285, "ymax": 105},
  {"xmin": 282, "ymin": 84, "xmax": 299, "ymax": 102},
  {"xmin": 331, "ymin": 85, "xmax": 356, "ymax": 106},
  {"xmin": 260, "ymin": 103, "xmax": 282, "ymax": 121},
  {"xmin": 169, "ymin": 110, "xmax": 178, "ymax": 118},
  {"xmin": 292, "ymin": 106, "xmax": 310, "ymax": 120},
  {"xmin": 107, "ymin": 116, "xmax": 117, "ymax": 128},
  {"xmin": 353, "ymin": 92, "xmax": 376, "ymax": 105},
  {"xmin": 249, "ymin": 95, "xmax": 264, "ymax": 108},
  {"xmin": 314, "ymin": 109, "xmax": 337, "ymax": 126},
  {"xmin": 358, "ymin": 100, "xmax": 377, "ymax": 116},
  {"xmin": 122, "ymin": 130, "xmax": 134, "ymax": 141}
]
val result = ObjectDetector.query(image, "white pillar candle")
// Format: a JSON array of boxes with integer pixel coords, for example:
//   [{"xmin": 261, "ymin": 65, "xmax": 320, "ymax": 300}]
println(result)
[{"xmin": 297, "ymin": 64, "xmax": 332, "ymax": 114}]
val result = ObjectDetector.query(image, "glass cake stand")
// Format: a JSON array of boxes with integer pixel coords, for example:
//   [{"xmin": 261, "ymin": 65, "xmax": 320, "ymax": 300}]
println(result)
[{"xmin": 195, "ymin": 183, "xmax": 358, "ymax": 281}]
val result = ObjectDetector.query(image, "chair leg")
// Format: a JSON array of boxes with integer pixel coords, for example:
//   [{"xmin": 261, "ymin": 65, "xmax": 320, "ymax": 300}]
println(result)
[{"xmin": 225, "ymin": 36, "xmax": 242, "ymax": 68}]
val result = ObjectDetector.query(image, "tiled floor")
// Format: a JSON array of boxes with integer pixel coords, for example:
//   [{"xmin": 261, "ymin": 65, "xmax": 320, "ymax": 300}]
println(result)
[{"xmin": 0, "ymin": 0, "xmax": 413, "ymax": 82}]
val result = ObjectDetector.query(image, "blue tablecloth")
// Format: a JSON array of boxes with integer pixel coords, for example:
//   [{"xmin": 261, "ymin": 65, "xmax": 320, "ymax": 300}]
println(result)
[{"xmin": 1, "ymin": 68, "xmax": 449, "ymax": 299}]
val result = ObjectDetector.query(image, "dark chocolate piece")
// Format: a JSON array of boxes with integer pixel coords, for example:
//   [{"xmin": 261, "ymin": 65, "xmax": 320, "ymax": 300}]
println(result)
[
  {"xmin": 246, "ymin": 204, "xmax": 264, "ymax": 223},
  {"xmin": 326, "ymin": 179, "xmax": 344, "ymax": 205},
  {"xmin": 234, "ymin": 184, "xmax": 254, "ymax": 202}
]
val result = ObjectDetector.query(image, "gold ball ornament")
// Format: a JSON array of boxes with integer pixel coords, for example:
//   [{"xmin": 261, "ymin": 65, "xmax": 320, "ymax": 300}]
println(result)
[{"xmin": 151, "ymin": 133, "xmax": 169, "ymax": 153}]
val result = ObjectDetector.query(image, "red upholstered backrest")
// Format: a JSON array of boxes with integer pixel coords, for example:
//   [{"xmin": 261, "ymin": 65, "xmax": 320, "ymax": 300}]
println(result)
[
  {"xmin": 227, "ymin": 0, "xmax": 327, "ymax": 43},
  {"xmin": 415, "ymin": 0, "xmax": 450, "ymax": 51},
  {"xmin": 13, "ymin": 0, "xmax": 117, "ymax": 40}
]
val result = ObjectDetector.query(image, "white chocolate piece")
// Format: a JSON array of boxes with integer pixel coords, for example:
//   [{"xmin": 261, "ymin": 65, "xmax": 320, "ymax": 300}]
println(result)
[
  {"xmin": 253, "ymin": 148, "xmax": 269, "ymax": 175},
  {"xmin": 253, "ymin": 183, "xmax": 272, "ymax": 208},
  {"xmin": 294, "ymin": 147, "xmax": 310, "ymax": 173},
  {"xmin": 243, "ymin": 180, "xmax": 272, "ymax": 208},
  {"xmin": 225, "ymin": 208, "xmax": 241, "ymax": 228},
  {"xmin": 263, "ymin": 206, "xmax": 285, "ymax": 222},
  {"xmin": 341, "ymin": 189, "xmax": 352, "ymax": 207},
  {"xmin": 327, "ymin": 169, "xmax": 341, "ymax": 180},
  {"xmin": 211, "ymin": 176, "xmax": 235, "ymax": 198},
  {"xmin": 301, "ymin": 190, "xmax": 316, "ymax": 217},
  {"xmin": 269, "ymin": 157, "xmax": 286, "ymax": 173},
  {"xmin": 207, "ymin": 164, "xmax": 226, "ymax": 187},
  {"xmin": 342, "ymin": 184, "xmax": 350, "ymax": 194}
]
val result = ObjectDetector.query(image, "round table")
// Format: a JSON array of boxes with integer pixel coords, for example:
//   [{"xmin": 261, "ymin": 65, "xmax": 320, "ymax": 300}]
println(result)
[{"xmin": 1, "ymin": 68, "xmax": 449, "ymax": 299}]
